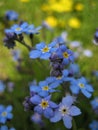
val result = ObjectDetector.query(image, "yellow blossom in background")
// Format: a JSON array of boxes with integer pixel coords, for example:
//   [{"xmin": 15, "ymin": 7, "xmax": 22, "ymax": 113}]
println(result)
[
  {"xmin": 44, "ymin": 16, "xmax": 58, "ymax": 27},
  {"xmin": 75, "ymin": 3, "xmax": 84, "ymax": 11},
  {"xmin": 68, "ymin": 18, "xmax": 81, "ymax": 29},
  {"xmin": 41, "ymin": 0, "xmax": 73, "ymax": 13},
  {"xmin": 20, "ymin": 0, "xmax": 30, "ymax": 3}
]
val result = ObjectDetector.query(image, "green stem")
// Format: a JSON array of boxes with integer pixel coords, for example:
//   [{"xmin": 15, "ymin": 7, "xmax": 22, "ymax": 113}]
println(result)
[
  {"xmin": 29, "ymin": 34, "xmax": 34, "ymax": 46},
  {"xmin": 16, "ymin": 39, "xmax": 32, "ymax": 51},
  {"xmin": 72, "ymin": 119, "xmax": 77, "ymax": 130}
]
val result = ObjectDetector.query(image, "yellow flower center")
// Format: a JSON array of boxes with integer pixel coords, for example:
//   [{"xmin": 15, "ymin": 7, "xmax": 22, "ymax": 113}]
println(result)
[
  {"xmin": 42, "ymin": 46, "xmax": 50, "ymax": 53},
  {"xmin": 40, "ymin": 100, "xmax": 49, "ymax": 109},
  {"xmin": 1, "ymin": 112, "xmax": 7, "ymax": 117},
  {"xmin": 79, "ymin": 83, "xmax": 84, "ymax": 88},
  {"xmin": 15, "ymin": 27, "xmax": 21, "ymax": 31},
  {"xmin": 63, "ymin": 52, "xmax": 69, "ymax": 58},
  {"xmin": 42, "ymin": 86, "xmax": 49, "ymax": 91},
  {"xmin": 56, "ymin": 76, "xmax": 62, "ymax": 80}
]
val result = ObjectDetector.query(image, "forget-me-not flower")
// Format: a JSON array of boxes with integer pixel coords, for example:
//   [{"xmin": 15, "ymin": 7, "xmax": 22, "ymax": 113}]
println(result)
[
  {"xmin": 46, "ymin": 69, "xmax": 72, "ymax": 88},
  {"xmin": 24, "ymin": 24, "xmax": 42, "ymax": 34},
  {"xmin": 30, "ymin": 79, "xmax": 58, "ymax": 97},
  {"xmin": 50, "ymin": 95, "xmax": 81, "ymax": 129},
  {"xmin": 89, "ymin": 120, "xmax": 98, "ymax": 130},
  {"xmin": 30, "ymin": 95, "xmax": 58, "ymax": 119},
  {"xmin": 5, "ymin": 10, "xmax": 18, "ymax": 21},
  {"xmin": 31, "ymin": 112, "xmax": 44, "ymax": 126},
  {"xmin": 91, "ymin": 97, "xmax": 98, "ymax": 109},
  {"xmin": 0, "ymin": 105, "xmax": 13, "ymax": 124},
  {"xmin": 90, "ymin": 97, "xmax": 98, "ymax": 113},
  {"xmin": 70, "ymin": 77, "xmax": 94, "ymax": 98},
  {"xmin": 5, "ymin": 22, "xmax": 28, "ymax": 35},
  {"xmin": 29, "ymin": 42, "xmax": 56, "ymax": 59},
  {"xmin": 56, "ymin": 45, "xmax": 74, "ymax": 65}
]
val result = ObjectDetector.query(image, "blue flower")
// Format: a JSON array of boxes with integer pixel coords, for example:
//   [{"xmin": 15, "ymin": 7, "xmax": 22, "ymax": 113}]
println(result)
[
  {"xmin": 31, "ymin": 112, "xmax": 44, "ymax": 126},
  {"xmin": 69, "ymin": 63, "xmax": 80, "ymax": 77},
  {"xmin": 89, "ymin": 120, "xmax": 98, "ymax": 130},
  {"xmin": 30, "ymin": 79, "xmax": 58, "ymax": 97},
  {"xmin": 50, "ymin": 95, "xmax": 81, "ymax": 129},
  {"xmin": 11, "ymin": 49, "xmax": 21, "ymax": 61},
  {"xmin": 5, "ymin": 10, "xmax": 18, "ymax": 21},
  {"xmin": 24, "ymin": 24, "xmax": 42, "ymax": 34},
  {"xmin": 0, "ymin": 125, "xmax": 8, "ymax": 130},
  {"xmin": 0, "ymin": 105, "xmax": 13, "ymax": 124},
  {"xmin": 0, "ymin": 125, "xmax": 15, "ymax": 130},
  {"xmin": 91, "ymin": 97, "xmax": 98, "ymax": 109},
  {"xmin": 29, "ymin": 42, "xmax": 56, "ymax": 59},
  {"xmin": 0, "ymin": 81, "xmax": 5, "ymax": 93},
  {"xmin": 5, "ymin": 22, "xmax": 28, "ymax": 35},
  {"xmin": 30, "ymin": 95, "xmax": 58, "ymax": 118},
  {"xmin": 46, "ymin": 69, "xmax": 72, "ymax": 87},
  {"xmin": 92, "ymin": 70, "xmax": 98, "ymax": 78},
  {"xmin": 52, "ymin": 36, "xmax": 65, "ymax": 46},
  {"xmin": 90, "ymin": 97, "xmax": 98, "ymax": 113},
  {"xmin": 70, "ymin": 77, "xmax": 94, "ymax": 98},
  {"xmin": 56, "ymin": 45, "xmax": 74, "ymax": 65}
]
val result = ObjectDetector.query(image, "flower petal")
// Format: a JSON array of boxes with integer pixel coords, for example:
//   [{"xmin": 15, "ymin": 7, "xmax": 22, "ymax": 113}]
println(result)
[
  {"xmin": 49, "ymin": 101, "xmax": 58, "ymax": 108},
  {"xmin": 0, "ymin": 105, "xmax": 5, "ymax": 112},
  {"xmin": 6, "ymin": 105, "xmax": 13, "ymax": 112},
  {"xmin": 50, "ymin": 111, "xmax": 62, "ymax": 122},
  {"xmin": 70, "ymin": 85, "xmax": 80, "ymax": 94},
  {"xmin": 36, "ymin": 42, "xmax": 45, "ymax": 50},
  {"xmin": 40, "ymin": 53, "xmax": 51, "ymax": 59},
  {"xmin": 62, "ymin": 95, "xmax": 74, "ymax": 107},
  {"xmin": 63, "ymin": 115, "xmax": 72, "ymax": 129},
  {"xmin": 1, "ymin": 125, "xmax": 8, "ymax": 130},
  {"xmin": 7, "ymin": 113, "xmax": 13, "ymax": 119},
  {"xmin": 81, "ymin": 89, "xmax": 92, "ymax": 98},
  {"xmin": 30, "ymin": 95, "xmax": 41, "ymax": 104},
  {"xmin": 39, "ymin": 81, "xmax": 48, "ymax": 87},
  {"xmin": 29, "ymin": 50, "xmax": 41, "ymax": 59},
  {"xmin": 39, "ymin": 91, "xmax": 49, "ymax": 97},
  {"xmin": 86, "ymin": 85, "xmax": 94, "ymax": 92},
  {"xmin": 0, "ymin": 117, "xmax": 6, "ymax": 124},
  {"xmin": 34, "ymin": 106, "xmax": 43, "ymax": 114},
  {"xmin": 70, "ymin": 106, "xmax": 81, "ymax": 116},
  {"xmin": 44, "ymin": 107, "xmax": 54, "ymax": 118},
  {"xmin": 30, "ymin": 86, "xmax": 40, "ymax": 92}
]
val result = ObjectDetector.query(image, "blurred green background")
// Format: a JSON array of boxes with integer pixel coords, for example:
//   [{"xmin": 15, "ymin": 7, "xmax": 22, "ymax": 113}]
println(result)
[{"xmin": 0, "ymin": 0, "xmax": 98, "ymax": 129}]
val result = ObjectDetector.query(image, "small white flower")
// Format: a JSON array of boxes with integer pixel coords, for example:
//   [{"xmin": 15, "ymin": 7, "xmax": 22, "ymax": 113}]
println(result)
[{"xmin": 83, "ymin": 49, "xmax": 93, "ymax": 57}]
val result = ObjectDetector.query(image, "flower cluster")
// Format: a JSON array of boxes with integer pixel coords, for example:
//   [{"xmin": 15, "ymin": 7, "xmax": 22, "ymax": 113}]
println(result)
[
  {"xmin": 3, "ymin": 22, "xmax": 42, "ymax": 49},
  {"xmin": 20, "ymin": 33, "xmax": 94, "ymax": 128},
  {"xmin": 3, "ymin": 20, "xmax": 95, "ymax": 129}
]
